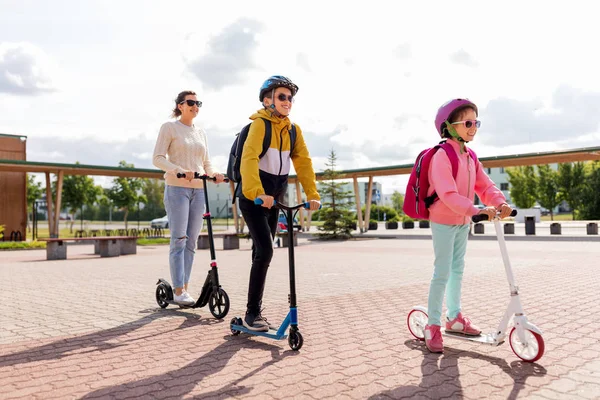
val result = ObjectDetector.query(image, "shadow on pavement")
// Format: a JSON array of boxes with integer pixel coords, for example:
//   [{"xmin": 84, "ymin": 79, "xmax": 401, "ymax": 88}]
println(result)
[{"xmin": 368, "ymin": 339, "xmax": 547, "ymax": 400}]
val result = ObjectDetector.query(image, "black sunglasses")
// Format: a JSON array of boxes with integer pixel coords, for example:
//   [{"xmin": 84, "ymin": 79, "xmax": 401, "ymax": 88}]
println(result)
[
  {"xmin": 276, "ymin": 93, "xmax": 294, "ymax": 102},
  {"xmin": 180, "ymin": 99, "xmax": 202, "ymax": 107}
]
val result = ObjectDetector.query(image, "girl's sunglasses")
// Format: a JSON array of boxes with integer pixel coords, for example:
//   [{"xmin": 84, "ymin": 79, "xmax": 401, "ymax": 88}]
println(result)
[
  {"xmin": 276, "ymin": 93, "xmax": 294, "ymax": 102},
  {"xmin": 451, "ymin": 119, "xmax": 481, "ymax": 129},
  {"xmin": 180, "ymin": 100, "xmax": 202, "ymax": 107}
]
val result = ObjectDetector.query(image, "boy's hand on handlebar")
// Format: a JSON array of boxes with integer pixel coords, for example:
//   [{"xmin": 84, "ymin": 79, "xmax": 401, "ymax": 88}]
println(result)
[
  {"xmin": 497, "ymin": 203, "xmax": 513, "ymax": 219},
  {"xmin": 257, "ymin": 195, "xmax": 275, "ymax": 209},
  {"xmin": 308, "ymin": 200, "xmax": 321, "ymax": 211},
  {"xmin": 478, "ymin": 206, "xmax": 496, "ymax": 221},
  {"xmin": 212, "ymin": 173, "xmax": 225, "ymax": 183}
]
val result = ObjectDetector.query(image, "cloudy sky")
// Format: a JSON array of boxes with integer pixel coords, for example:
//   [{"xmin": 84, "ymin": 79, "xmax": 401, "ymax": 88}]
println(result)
[{"xmin": 2, "ymin": 0, "xmax": 600, "ymax": 193}]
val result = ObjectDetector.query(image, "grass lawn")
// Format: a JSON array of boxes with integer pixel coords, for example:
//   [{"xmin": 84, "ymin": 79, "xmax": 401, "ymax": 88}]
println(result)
[{"xmin": 541, "ymin": 213, "xmax": 574, "ymax": 222}]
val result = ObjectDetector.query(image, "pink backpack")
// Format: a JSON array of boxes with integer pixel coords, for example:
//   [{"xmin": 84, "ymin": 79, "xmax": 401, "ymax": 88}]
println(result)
[{"xmin": 403, "ymin": 141, "xmax": 479, "ymax": 220}]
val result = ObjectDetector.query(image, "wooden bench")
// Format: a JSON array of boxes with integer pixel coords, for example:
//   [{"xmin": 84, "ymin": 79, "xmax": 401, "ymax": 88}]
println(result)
[
  {"xmin": 39, "ymin": 236, "xmax": 138, "ymax": 260},
  {"xmin": 197, "ymin": 232, "xmax": 241, "ymax": 250}
]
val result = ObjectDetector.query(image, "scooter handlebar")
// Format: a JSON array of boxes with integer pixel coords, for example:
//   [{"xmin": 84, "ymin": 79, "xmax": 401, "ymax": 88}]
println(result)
[
  {"xmin": 176, "ymin": 172, "xmax": 229, "ymax": 183},
  {"xmin": 254, "ymin": 198, "xmax": 273, "ymax": 206},
  {"xmin": 254, "ymin": 198, "xmax": 322, "ymax": 210},
  {"xmin": 472, "ymin": 209, "xmax": 517, "ymax": 223}
]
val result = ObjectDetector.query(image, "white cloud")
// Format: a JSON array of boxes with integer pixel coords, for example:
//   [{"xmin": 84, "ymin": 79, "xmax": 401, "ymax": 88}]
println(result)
[
  {"xmin": 0, "ymin": 42, "xmax": 58, "ymax": 95},
  {"xmin": 480, "ymin": 85, "xmax": 600, "ymax": 146},
  {"xmin": 1, "ymin": 0, "xmax": 600, "ymax": 196},
  {"xmin": 184, "ymin": 18, "xmax": 264, "ymax": 91},
  {"xmin": 296, "ymin": 52, "xmax": 311, "ymax": 72},
  {"xmin": 393, "ymin": 43, "xmax": 411, "ymax": 60},
  {"xmin": 449, "ymin": 49, "xmax": 478, "ymax": 68}
]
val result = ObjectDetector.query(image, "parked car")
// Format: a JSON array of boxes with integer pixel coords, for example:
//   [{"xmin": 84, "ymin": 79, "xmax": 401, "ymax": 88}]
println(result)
[
  {"xmin": 278, "ymin": 212, "xmax": 301, "ymax": 232},
  {"xmin": 151, "ymin": 215, "xmax": 169, "ymax": 229},
  {"xmin": 533, "ymin": 205, "xmax": 550, "ymax": 216}
]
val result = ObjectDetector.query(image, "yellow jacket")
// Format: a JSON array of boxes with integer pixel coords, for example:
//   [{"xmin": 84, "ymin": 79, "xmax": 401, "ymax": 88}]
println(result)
[{"xmin": 240, "ymin": 109, "xmax": 320, "ymax": 202}]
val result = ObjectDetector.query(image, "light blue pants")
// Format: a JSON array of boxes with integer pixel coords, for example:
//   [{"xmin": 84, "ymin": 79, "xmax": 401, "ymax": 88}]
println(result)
[
  {"xmin": 427, "ymin": 222, "xmax": 470, "ymax": 326},
  {"xmin": 163, "ymin": 185, "xmax": 205, "ymax": 289}
]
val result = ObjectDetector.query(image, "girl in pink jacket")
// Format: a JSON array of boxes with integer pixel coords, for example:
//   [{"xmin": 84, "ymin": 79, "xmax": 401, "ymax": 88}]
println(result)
[{"xmin": 424, "ymin": 99, "xmax": 513, "ymax": 353}]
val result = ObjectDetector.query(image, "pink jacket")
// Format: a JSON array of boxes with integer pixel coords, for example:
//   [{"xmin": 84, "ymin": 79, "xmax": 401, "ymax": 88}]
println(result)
[{"xmin": 427, "ymin": 140, "xmax": 506, "ymax": 225}]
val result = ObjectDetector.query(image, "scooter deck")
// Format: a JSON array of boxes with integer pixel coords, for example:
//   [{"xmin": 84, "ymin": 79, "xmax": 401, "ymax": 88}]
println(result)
[
  {"xmin": 442, "ymin": 329, "xmax": 504, "ymax": 346},
  {"xmin": 164, "ymin": 300, "xmax": 201, "ymax": 309},
  {"xmin": 231, "ymin": 324, "xmax": 288, "ymax": 340}
]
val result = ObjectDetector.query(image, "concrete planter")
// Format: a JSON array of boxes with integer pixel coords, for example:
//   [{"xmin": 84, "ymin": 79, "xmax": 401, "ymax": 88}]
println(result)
[
  {"xmin": 504, "ymin": 223, "xmax": 515, "ymax": 234},
  {"xmin": 385, "ymin": 222, "xmax": 398, "ymax": 229},
  {"xmin": 474, "ymin": 223, "xmax": 485, "ymax": 234},
  {"xmin": 525, "ymin": 216, "xmax": 536, "ymax": 235},
  {"xmin": 280, "ymin": 232, "xmax": 298, "ymax": 247}
]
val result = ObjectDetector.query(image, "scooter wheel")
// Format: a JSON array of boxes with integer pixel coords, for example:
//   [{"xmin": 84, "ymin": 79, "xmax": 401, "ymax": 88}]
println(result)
[
  {"xmin": 288, "ymin": 330, "xmax": 303, "ymax": 351},
  {"xmin": 509, "ymin": 327, "xmax": 545, "ymax": 362},
  {"xmin": 155, "ymin": 284, "xmax": 169, "ymax": 309},
  {"xmin": 209, "ymin": 288, "xmax": 230, "ymax": 319},
  {"xmin": 230, "ymin": 317, "xmax": 241, "ymax": 336},
  {"xmin": 407, "ymin": 309, "xmax": 428, "ymax": 340}
]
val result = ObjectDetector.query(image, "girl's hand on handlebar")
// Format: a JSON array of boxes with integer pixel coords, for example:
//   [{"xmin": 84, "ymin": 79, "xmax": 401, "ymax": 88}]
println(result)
[
  {"xmin": 308, "ymin": 200, "xmax": 321, "ymax": 211},
  {"xmin": 257, "ymin": 195, "xmax": 275, "ymax": 209},
  {"xmin": 497, "ymin": 203, "xmax": 513, "ymax": 219},
  {"xmin": 478, "ymin": 206, "xmax": 496, "ymax": 221}
]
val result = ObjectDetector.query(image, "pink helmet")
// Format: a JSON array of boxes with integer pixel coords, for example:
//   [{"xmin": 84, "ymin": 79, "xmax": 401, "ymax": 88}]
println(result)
[{"xmin": 434, "ymin": 98, "xmax": 478, "ymax": 137}]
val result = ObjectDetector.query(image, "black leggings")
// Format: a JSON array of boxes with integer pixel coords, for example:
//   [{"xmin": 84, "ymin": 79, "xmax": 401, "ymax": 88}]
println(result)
[{"xmin": 238, "ymin": 197, "xmax": 280, "ymax": 313}]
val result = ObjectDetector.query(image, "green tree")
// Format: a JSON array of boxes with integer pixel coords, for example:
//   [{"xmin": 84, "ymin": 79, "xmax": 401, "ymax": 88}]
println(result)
[
  {"xmin": 106, "ymin": 160, "xmax": 145, "ymax": 229},
  {"xmin": 390, "ymin": 191, "xmax": 404, "ymax": 215},
  {"xmin": 141, "ymin": 178, "xmax": 166, "ymax": 220},
  {"xmin": 60, "ymin": 163, "xmax": 102, "ymax": 232},
  {"xmin": 26, "ymin": 174, "xmax": 44, "ymax": 230},
  {"xmin": 506, "ymin": 166, "xmax": 537, "ymax": 208},
  {"xmin": 361, "ymin": 205, "xmax": 398, "ymax": 221},
  {"xmin": 317, "ymin": 149, "xmax": 355, "ymax": 239},
  {"xmin": 579, "ymin": 161, "xmax": 600, "ymax": 220},
  {"xmin": 557, "ymin": 162, "xmax": 586, "ymax": 219},
  {"xmin": 536, "ymin": 165, "xmax": 560, "ymax": 220}
]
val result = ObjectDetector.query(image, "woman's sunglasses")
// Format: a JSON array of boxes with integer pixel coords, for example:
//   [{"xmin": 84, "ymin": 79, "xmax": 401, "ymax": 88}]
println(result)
[
  {"xmin": 276, "ymin": 93, "xmax": 294, "ymax": 102},
  {"xmin": 451, "ymin": 119, "xmax": 481, "ymax": 129},
  {"xmin": 180, "ymin": 100, "xmax": 202, "ymax": 107}
]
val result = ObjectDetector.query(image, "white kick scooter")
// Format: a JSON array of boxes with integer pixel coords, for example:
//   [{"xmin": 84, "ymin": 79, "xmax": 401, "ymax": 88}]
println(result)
[{"xmin": 407, "ymin": 210, "xmax": 545, "ymax": 362}]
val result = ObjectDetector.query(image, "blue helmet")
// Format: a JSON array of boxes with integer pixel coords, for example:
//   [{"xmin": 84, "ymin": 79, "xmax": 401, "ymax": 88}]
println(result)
[{"xmin": 259, "ymin": 75, "xmax": 299, "ymax": 102}]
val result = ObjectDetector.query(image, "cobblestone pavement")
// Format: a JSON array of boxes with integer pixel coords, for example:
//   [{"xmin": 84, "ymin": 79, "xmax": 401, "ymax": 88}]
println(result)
[{"xmin": 1, "ymin": 236, "xmax": 599, "ymax": 399}]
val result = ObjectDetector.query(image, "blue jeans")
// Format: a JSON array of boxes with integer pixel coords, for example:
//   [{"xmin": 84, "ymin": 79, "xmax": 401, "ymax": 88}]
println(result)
[
  {"xmin": 163, "ymin": 185, "xmax": 205, "ymax": 289},
  {"xmin": 427, "ymin": 222, "xmax": 470, "ymax": 326}
]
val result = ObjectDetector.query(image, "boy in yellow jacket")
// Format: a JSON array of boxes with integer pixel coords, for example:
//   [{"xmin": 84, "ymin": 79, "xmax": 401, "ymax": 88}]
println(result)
[{"xmin": 238, "ymin": 75, "xmax": 321, "ymax": 331}]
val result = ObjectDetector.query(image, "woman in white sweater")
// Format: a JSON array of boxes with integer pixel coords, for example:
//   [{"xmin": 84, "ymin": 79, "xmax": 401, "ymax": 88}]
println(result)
[{"xmin": 152, "ymin": 90, "xmax": 225, "ymax": 305}]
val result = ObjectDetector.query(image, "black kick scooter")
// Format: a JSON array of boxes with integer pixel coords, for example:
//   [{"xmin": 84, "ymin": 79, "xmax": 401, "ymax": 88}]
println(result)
[{"xmin": 155, "ymin": 173, "xmax": 230, "ymax": 319}]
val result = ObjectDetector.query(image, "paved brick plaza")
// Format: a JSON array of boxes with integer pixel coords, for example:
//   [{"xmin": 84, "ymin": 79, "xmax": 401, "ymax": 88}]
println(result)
[{"xmin": 1, "ymin": 234, "xmax": 599, "ymax": 399}]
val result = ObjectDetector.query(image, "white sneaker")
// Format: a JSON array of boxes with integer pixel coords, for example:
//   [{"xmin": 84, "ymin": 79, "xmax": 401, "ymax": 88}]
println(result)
[{"xmin": 174, "ymin": 291, "xmax": 195, "ymax": 306}]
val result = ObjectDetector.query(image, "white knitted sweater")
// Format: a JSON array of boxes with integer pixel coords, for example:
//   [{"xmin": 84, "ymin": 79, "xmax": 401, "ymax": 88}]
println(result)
[{"xmin": 152, "ymin": 120, "xmax": 216, "ymax": 189}]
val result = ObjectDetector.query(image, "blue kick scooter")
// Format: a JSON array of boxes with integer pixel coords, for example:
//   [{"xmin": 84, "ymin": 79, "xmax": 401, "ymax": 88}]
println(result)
[{"xmin": 230, "ymin": 199, "xmax": 314, "ymax": 351}]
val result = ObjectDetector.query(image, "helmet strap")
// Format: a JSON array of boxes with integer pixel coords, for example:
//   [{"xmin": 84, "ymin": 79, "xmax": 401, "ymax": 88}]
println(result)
[
  {"xmin": 267, "ymin": 89, "xmax": 283, "ymax": 118},
  {"xmin": 445, "ymin": 121, "xmax": 467, "ymax": 153}
]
